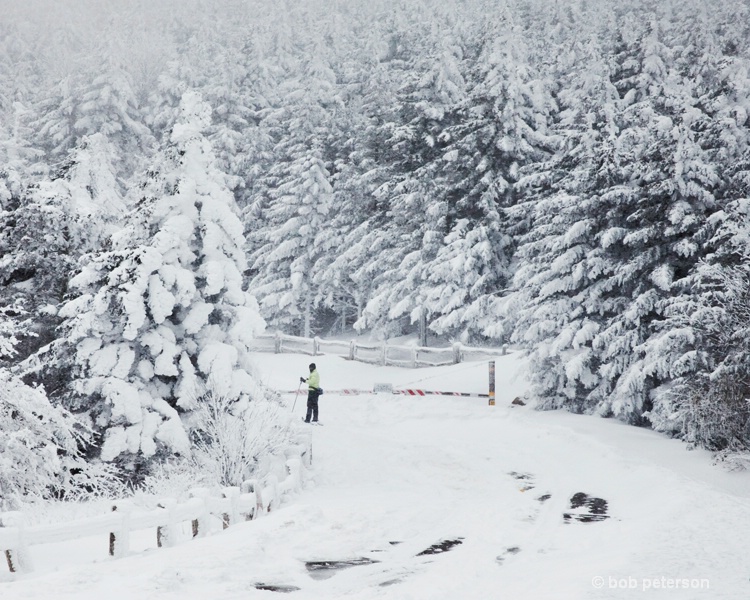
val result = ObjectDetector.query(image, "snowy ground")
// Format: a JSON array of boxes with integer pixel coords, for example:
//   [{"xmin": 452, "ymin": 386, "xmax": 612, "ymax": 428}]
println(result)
[{"xmin": 3, "ymin": 351, "xmax": 750, "ymax": 599}]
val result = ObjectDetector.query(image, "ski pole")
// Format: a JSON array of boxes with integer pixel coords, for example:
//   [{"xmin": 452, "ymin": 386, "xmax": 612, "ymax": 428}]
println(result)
[{"xmin": 291, "ymin": 381, "xmax": 303, "ymax": 412}]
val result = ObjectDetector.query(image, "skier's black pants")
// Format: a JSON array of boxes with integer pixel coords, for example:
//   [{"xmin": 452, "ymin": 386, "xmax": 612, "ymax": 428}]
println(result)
[{"xmin": 305, "ymin": 389, "xmax": 320, "ymax": 422}]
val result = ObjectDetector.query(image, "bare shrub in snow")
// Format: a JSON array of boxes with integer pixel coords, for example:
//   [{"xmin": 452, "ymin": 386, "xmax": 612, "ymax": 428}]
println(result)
[
  {"xmin": 713, "ymin": 450, "xmax": 750, "ymax": 472},
  {"xmin": 135, "ymin": 458, "xmax": 215, "ymax": 504},
  {"xmin": 683, "ymin": 269, "xmax": 750, "ymax": 452},
  {"xmin": 190, "ymin": 390, "xmax": 295, "ymax": 487},
  {"xmin": 681, "ymin": 380, "xmax": 750, "ymax": 453}
]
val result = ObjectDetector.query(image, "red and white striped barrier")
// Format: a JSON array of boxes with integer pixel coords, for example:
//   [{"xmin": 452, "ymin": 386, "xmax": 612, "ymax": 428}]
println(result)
[
  {"xmin": 279, "ymin": 389, "xmax": 364, "ymax": 395},
  {"xmin": 277, "ymin": 361, "xmax": 498, "ymax": 406},
  {"xmin": 278, "ymin": 388, "xmax": 488, "ymax": 398},
  {"xmin": 394, "ymin": 389, "xmax": 489, "ymax": 398}
]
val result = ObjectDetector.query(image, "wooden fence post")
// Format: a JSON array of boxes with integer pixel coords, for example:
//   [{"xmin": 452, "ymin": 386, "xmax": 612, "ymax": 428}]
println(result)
[
  {"xmin": 286, "ymin": 460, "xmax": 302, "ymax": 491},
  {"xmin": 189, "ymin": 488, "xmax": 210, "ymax": 538},
  {"xmin": 380, "ymin": 341, "xmax": 387, "ymax": 366},
  {"xmin": 299, "ymin": 433, "xmax": 313, "ymax": 467},
  {"xmin": 489, "ymin": 361, "xmax": 496, "ymax": 406},
  {"xmin": 253, "ymin": 481, "xmax": 265, "ymax": 517},
  {"xmin": 156, "ymin": 499, "xmax": 178, "ymax": 548},
  {"xmin": 1, "ymin": 513, "xmax": 15, "ymax": 573},
  {"xmin": 349, "ymin": 340, "xmax": 356, "ymax": 361},
  {"xmin": 1, "ymin": 512, "xmax": 31, "ymax": 573},
  {"xmin": 266, "ymin": 474, "xmax": 279, "ymax": 512},
  {"xmin": 453, "ymin": 342, "xmax": 462, "ymax": 364},
  {"xmin": 108, "ymin": 501, "xmax": 132, "ymax": 559},
  {"xmin": 313, "ymin": 337, "xmax": 320, "ymax": 356},
  {"xmin": 241, "ymin": 480, "xmax": 261, "ymax": 520},
  {"xmin": 3, "ymin": 548, "xmax": 12, "ymax": 573},
  {"xmin": 221, "ymin": 487, "xmax": 240, "ymax": 529},
  {"xmin": 274, "ymin": 331, "xmax": 282, "ymax": 354}
]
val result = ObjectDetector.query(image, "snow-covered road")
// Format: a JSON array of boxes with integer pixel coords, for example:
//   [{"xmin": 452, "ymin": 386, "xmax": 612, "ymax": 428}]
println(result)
[{"xmin": 3, "ymin": 352, "xmax": 750, "ymax": 599}]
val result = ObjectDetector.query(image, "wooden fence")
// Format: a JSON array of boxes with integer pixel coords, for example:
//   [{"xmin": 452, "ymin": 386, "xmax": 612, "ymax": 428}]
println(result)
[
  {"xmin": 249, "ymin": 333, "xmax": 507, "ymax": 368},
  {"xmin": 0, "ymin": 439, "xmax": 312, "ymax": 574}
]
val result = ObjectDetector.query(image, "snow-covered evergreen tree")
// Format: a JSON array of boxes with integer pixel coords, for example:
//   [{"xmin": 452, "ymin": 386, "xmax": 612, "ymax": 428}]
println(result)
[
  {"xmin": 0, "ymin": 101, "xmax": 41, "ymax": 208},
  {"xmin": 247, "ymin": 48, "xmax": 337, "ymax": 337},
  {"xmin": 507, "ymin": 8, "xmax": 739, "ymax": 430},
  {"xmin": 589, "ymin": 16, "xmax": 720, "ymax": 421},
  {"xmin": 74, "ymin": 51, "xmax": 154, "ymax": 179},
  {"xmin": 315, "ymin": 17, "xmax": 408, "ymax": 334},
  {"xmin": 356, "ymin": 8, "xmax": 555, "ymax": 341},
  {"xmin": 420, "ymin": 15, "xmax": 553, "ymax": 340},
  {"xmin": 644, "ymin": 32, "xmax": 750, "ymax": 448},
  {"xmin": 505, "ymin": 34, "xmax": 623, "ymax": 411},
  {"xmin": 0, "ymin": 369, "xmax": 111, "ymax": 509},
  {"xmin": 360, "ymin": 28, "xmax": 472, "ymax": 337},
  {"xmin": 351, "ymin": 12, "xmax": 473, "ymax": 336},
  {"xmin": 0, "ymin": 133, "xmax": 126, "ymax": 368},
  {"xmin": 55, "ymin": 92, "xmax": 265, "ymax": 471}
]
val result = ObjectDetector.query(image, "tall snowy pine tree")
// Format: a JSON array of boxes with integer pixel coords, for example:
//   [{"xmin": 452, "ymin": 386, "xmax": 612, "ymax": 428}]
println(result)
[{"xmin": 56, "ymin": 92, "xmax": 265, "ymax": 471}]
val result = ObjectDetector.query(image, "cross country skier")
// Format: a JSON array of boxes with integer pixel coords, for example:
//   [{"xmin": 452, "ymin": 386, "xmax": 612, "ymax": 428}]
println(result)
[{"xmin": 301, "ymin": 362, "xmax": 322, "ymax": 423}]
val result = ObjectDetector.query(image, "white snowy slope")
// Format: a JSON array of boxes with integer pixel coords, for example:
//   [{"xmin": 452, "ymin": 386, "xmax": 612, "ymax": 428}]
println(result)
[{"xmin": 2, "ymin": 351, "xmax": 750, "ymax": 599}]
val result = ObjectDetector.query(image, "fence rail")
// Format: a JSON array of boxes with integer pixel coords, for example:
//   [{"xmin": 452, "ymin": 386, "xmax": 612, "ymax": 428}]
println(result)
[
  {"xmin": 250, "ymin": 333, "xmax": 507, "ymax": 367},
  {"xmin": 0, "ymin": 439, "xmax": 312, "ymax": 574}
]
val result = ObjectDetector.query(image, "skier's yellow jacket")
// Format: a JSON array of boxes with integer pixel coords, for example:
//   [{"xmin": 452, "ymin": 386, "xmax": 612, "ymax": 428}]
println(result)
[{"xmin": 307, "ymin": 369, "xmax": 320, "ymax": 391}]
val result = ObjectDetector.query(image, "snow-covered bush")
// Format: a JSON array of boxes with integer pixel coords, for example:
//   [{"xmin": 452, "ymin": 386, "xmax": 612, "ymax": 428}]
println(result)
[
  {"xmin": 133, "ymin": 391, "xmax": 296, "ymax": 496},
  {"xmin": 135, "ymin": 458, "xmax": 213, "ymax": 503},
  {"xmin": 0, "ymin": 370, "xmax": 120, "ymax": 510},
  {"xmin": 190, "ymin": 390, "xmax": 296, "ymax": 487},
  {"xmin": 651, "ymin": 378, "xmax": 750, "ymax": 456}
]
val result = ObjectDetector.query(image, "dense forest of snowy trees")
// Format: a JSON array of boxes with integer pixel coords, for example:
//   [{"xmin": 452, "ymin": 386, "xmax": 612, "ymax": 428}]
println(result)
[{"xmin": 2, "ymin": 0, "xmax": 750, "ymax": 497}]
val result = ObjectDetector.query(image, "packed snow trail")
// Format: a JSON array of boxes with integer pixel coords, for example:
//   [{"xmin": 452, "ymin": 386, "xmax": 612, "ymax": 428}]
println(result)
[{"xmin": 2, "ymin": 352, "xmax": 750, "ymax": 599}]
